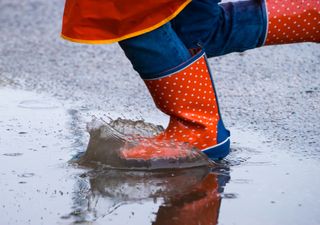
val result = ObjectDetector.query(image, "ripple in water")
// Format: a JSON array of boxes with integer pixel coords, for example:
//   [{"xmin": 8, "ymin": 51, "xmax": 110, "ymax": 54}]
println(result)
[{"xmin": 18, "ymin": 100, "xmax": 58, "ymax": 109}]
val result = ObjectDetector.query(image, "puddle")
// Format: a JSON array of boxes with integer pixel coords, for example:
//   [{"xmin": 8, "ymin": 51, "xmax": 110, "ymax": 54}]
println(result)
[
  {"xmin": 65, "ymin": 167, "xmax": 213, "ymax": 224},
  {"xmin": 218, "ymin": 128, "xmax": 320, "ymax": 225},
  {"xmin": 0, "ymin": 88, "xmax": 319, "ymax": 225},
  {"xmin": 0, "ymin": 88, "xmax": 80, "ymax": 225}
]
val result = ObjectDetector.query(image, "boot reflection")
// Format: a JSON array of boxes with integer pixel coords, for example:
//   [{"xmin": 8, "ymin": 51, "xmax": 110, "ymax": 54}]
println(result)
[
  {"xmin": 153, "ymin": 173, "xmax": 221, "ymax": 225},
  {"xmin": 72, "ymin": 166, "xmax": 229, "ymax": 224}
]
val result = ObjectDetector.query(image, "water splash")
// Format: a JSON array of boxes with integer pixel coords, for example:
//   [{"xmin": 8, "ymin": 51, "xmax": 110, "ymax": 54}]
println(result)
[{"xmin": 77, "ymin": 117, "xmax": 212, "ymax": 170}]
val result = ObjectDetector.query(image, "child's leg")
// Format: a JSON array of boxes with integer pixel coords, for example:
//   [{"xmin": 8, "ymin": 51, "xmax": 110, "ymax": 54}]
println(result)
[
  {"xmin": 171, "ymin": 0, "xmax": 267, "ymax": 57},
  {"xmin": 264, "ymin": 0, "xmax": 319, "ymax": 45},
  {"xmin": 119, "ymin": 23, "xmax": 191, "ymax": 79},
  {"xmin": 171, "ymin": 0, "xmax": 319, "ymax": 58},
  {"xmin": 119, "ymin": 22, "xmax": 230, "ymax": 160}
]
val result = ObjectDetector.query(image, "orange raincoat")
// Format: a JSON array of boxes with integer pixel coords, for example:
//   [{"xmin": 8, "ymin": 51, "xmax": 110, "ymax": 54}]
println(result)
[{"xmin": 61, "ymin": 0, "xmax": 191, "ymax": 44}]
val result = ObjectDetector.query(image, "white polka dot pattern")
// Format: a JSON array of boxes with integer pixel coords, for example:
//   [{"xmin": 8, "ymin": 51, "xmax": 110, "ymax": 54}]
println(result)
[
  {"xmin": 144, "ymin": 54, "xmax": 221, "ymax": 150},
  {"xmin": 265, "ymin": 0, "xmax": 320, "ymax": 44}
]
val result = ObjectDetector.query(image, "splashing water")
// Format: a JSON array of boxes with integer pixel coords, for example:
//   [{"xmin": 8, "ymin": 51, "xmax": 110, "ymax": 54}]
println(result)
[{"xmin": 76, "ymin": 117, "xmax": 212, "ymax": 170}]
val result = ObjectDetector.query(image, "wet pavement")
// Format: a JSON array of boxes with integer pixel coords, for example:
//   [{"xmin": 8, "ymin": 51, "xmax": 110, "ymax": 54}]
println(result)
[{"xmin": 1, "ymin": 0, "xmax": 320, "ymax": 225}]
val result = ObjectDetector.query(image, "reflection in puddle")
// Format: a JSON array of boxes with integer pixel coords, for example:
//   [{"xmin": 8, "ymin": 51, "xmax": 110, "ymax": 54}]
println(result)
[
  {"xmin": 152, "ymin": 172, "xmax": 221, "ymax": 225},
  {"xmin": 68, "ymin": 167, "xmax": 227, "ymax": 225},
  {"xmin": 67, "ymin": 116, "xmax": 232, "ymax": 224}
]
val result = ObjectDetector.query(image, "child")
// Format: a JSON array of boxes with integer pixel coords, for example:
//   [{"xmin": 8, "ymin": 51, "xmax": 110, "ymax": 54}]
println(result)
[{"xmin": 61, "ymin": 0, "xmax": 319, "ymax": 160}]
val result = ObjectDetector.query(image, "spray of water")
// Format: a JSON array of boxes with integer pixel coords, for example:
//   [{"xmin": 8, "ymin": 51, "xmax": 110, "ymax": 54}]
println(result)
[{"xmin": 77, "ymin": 117, "xmax": 212, "ymax": 170}]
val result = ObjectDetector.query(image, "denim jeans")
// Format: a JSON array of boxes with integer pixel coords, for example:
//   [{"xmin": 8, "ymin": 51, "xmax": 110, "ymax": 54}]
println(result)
[{"xmin": 119, "ymin": 0, "xmax": 267, "ymax": 79}]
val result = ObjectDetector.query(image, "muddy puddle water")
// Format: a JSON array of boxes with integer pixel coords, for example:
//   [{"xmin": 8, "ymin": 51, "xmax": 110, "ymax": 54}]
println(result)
[{"xmin": 1, "ymin": 88, "xmax": 320, "ymax": 225}]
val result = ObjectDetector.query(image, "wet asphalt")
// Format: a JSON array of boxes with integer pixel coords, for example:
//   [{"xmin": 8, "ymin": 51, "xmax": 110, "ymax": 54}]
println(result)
[
  {"xmin": 0, "ymin": 0, "xmax": 320, "ymax": 225},
  {"xmin": 1, "ymin": 0, "xmax": 319, "ymax": 153}
]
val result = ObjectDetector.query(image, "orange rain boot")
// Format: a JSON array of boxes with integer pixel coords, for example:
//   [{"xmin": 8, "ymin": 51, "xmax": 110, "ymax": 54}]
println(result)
[
  {"xmin": 264, "ymin": 0, "xmax": 320, "ymax": 45},
  {"xmin": 121, "ymin": 50, "xmax": 230, "ymax": 161}
]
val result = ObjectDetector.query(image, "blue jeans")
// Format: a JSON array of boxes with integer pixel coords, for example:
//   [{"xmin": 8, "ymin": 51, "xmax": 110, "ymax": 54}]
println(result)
[{"xmin": 119, "ymin": 0, "xmax": 267, "ymax": 79}]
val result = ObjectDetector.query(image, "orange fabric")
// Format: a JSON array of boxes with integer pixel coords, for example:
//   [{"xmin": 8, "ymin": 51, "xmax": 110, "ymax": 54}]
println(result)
[
  {"xmin": 121, "ymin": 54, "xmax": 221, "ymax": 160},
  {"xmin": 61, "ymin": 0, "xmax": 191, "ymax": 44},
  {"xmin": 121, "ymin": 138, "xmax": 195, "ymax": 160},
  {"xmin": 145, "ymin": 54, "xmax": 220, "ymax": 150},
  {"xmin": 265, "ymin": 0, "xmax": 320, "ymax": 45}
]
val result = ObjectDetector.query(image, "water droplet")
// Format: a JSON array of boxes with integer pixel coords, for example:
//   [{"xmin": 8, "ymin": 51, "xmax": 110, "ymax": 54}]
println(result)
[{"xmin": 18, "ymin": 173, "xmax": 35, "ymax": 178}]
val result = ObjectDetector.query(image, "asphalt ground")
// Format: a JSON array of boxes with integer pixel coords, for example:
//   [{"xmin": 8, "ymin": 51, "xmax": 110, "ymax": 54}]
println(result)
[
  {"xmin": 1, "ymin": 0, "xmax": 319, "ymax": 153},
  {"xmin": 0, "ymin": 0, "xmax": 320, "ymax": 224}
]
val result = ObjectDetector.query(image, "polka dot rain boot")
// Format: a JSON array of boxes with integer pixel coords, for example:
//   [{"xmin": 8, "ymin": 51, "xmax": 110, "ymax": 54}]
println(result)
[
  {"xmin": 121, "ymin": 50, "xmax": 230, "ymax": 162},
  {"xmin": 263, "ymin": 0, "xmax": 320, "ymax": 45}
]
